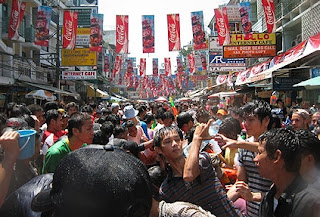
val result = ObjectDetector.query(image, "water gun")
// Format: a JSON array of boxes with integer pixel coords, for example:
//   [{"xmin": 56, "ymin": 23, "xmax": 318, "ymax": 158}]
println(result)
[{"xmin": 169, "ymin": 97, "xmax": 178, "ymax": 116}]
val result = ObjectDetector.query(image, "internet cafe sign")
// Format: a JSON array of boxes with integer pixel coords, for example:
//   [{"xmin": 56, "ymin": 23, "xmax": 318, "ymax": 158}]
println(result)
[
  {"xmin": 62, "ymin": 71, "xmax": 96, "ymax": 80},
  {"xmin": 230, "ymin": 33, "xmax": 276, "ymax": 46}
]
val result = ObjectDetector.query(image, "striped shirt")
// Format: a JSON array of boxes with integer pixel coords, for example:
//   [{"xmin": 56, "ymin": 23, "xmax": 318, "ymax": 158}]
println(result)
[
  {"xmin": 238, "ymin": 149, "xmax": 272, "ymax": 217},
  {"xmin": 160, "ymin": 152, "xmax": 242, "ymax": 217}
]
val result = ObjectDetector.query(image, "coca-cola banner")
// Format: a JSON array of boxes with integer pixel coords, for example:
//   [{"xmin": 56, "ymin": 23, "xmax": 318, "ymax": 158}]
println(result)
[
  {"xmin": 104, "ymin": 54, "xmax": 110, "ymax": 73},
  {"xmin": 140, "ymin": 58, "xmax": 146, "ymax": 76},
  {"xmin": 142, "ymin": 15, "xmax": 155, "ymax": 53},
  {"xmin": 112, "ymin": 55, "xmax": 122, "ymax": 79},
  {"xmin": 90, "ymin": 13, "xmax": 103, "ymax": 52},
  {"xmin": 188, "ymin": 54, "xmax": 196, "ymax": 74},
  {"xmin": 176, "ymin": 56, "xmax": 184, "ymax": 75},
  {"xmin": 214, "ymin": 8, "xmax": 230, "ymax": 46},
  {"xmin": 216, "ymin": 74, "xmax": 228, "ymax": 85},
  {"xmin": 164, "ymin": 57, "xmax": 172, "ymax": 76},
  {"xmin": 191, "ymin": 11, "xmax": 207, "ymax": 50},
  {"xmin": 152, "ymin": 58, "xmax": 158, "ymax": 77},
  {"xmin": 35, "ymin": 6, "xmax": 52, "ymax": 47},
  {"xmin": 239, "ymin": 2, "xmax": 252, "ymax": 34},
  {"xmin": 262, "ymin": 0, "xmax": 276, "ymax": 33},
  {"xmin": 8, "ymin": 0, "xmax": 26, "ymax": 40},
  {"xmin": 167, "ymin": 14, "xmax": 181, "ymax": 51},
  {"xmin": 116, "ymin": 15, "xmax": 129, "ymax": 54},
  {"xmin": 63, "ymin": 10, "xmax": 78, "ymax": 50},
  {"xmin": 126, "ymin": 58, "xmax": 134, "ymax": 77}
]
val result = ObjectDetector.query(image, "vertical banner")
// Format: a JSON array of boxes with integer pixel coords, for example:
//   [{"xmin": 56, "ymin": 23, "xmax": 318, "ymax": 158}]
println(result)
[
  {"xmin": 214, "ymin": 8, "xmax": 230, "ymax": 46},
  {"xmin": 35, "ymin": 6, "xmax": 52, "ymax": 47},
  {"xmin": 142, "ymin": 15, "xmax": 155, "ymax": 53},
  {"xmin": 112, "ymin": 55, "xmax": 122, "ymax": 80},
  {"xmin": 200, "ymin": 52, "xmax": 207, "ymax": 71},
  {"xmin": 164, "ymin": 57, "xmax": 171, "ymax": 76},
  {"xmin": 262, "ymin": 0, "xmax": 276, "ymax": 33},
  {"xmin": 167, "ymin": 14, "xmax": 181, "ymax": 51},
  {"xmin": 176, "ymin": 56, "xmax": 184, "ymax": 75},
  {"xmin": 126, "ymin": 58, "xmax": 134, "ymax": 78},
  {"xmin": 239, "ymin": 2, "xmax": 252, "ymax": 34},
  {"xmin": 139, "ymin": 58, "xmax": 146, "ymax": 76},
  {"xmin": 190, "ymin": 11, "xmax": 207, "ymax": 50},
  {"xmin": 104, "ymin": 54, "xmax": 110, "ymax": 73},
  {"xmin": 152, "ymin": 58, "xmax": 158, "ymax": 77},
  {"xmin": 90, "ymin": 14, "xmax": 103, "ymax": 52},
  {"xmin": 63, "ymin": 10, "xmax": 78, "ymax": 49},
  {"xmin": 188, "ymin": 54, "xmax": 196, "ymax": 74},
  {"xmin": 8, "ymin": 0, "xmax": 26, "ymax": 40},
  {"xmin": 116, "ymin": 15, "xmax": 129, "ymax": 54}
]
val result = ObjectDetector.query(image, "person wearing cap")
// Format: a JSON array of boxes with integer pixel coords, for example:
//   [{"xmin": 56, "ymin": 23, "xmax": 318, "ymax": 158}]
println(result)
[
  {"xmin": 216, "ymin": 109, "xmax": 227, "ymax": 120},
  {"xmin": 42, "ymin": 112, "xmax": 94, "ymax": 174},
  {"xmin": 111, "ymin": 102, "xmax": 120, "ymax": 115},
  {"xmin": 291, "ymin": 109, "xmax": 310, "ymax": 130},
  {"xmin": 32, "ymin": 145, "xmax": 153, "ymax": 217}
]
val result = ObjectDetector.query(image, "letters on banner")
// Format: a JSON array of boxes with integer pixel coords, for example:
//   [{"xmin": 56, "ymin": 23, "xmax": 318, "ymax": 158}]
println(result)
[
  {"xmin": 116, "ymin": 15, "xmax": 129, "ymax": 54},
  {"xmin": 214, "ymin": 8, "xmax": 230, "ymax": 46},
  {"xmin": 8, "ymin": 0, "xmax": 26, "ymax": 40},
  {"xmin": 262, "ymin": 0, "xmax": 276, "ymax": 33},
  {"xmin": 167, "ymin": 14, "xmax": 181, "ymax": 51},
  {"xmin": 63, "ymin": 10, "xmax": 78, "ymax": 49},
  {"xmin": 188, "ymin": 54, "xmax": 196, "ymax": 74},
  {"xmin": 35, "ymin": 6, "xmax": 52, "ymax": 47},
  {"xmin": 164, "ymin": 57, "xmax": 172, "ymax": 76}
]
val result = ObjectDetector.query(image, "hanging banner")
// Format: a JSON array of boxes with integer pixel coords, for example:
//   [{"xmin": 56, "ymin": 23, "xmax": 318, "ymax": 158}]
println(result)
[
  {"xmin": 8, "ymin": 0, "xmax": 26, "ymax": 40},
  {"xmin": 239, "ymin": 2, "xmax": 252, "ymax": 34},
  {"xmin": 140, "ymin": 58, "xmax": 146, "ymax": 76},
  {"xmin": 142, "ymin": 15, "xmax": 155, "ymax": 53},
  {"xmin": 216, "ymin": 74, "xmax": 228, "ymax": 85},
  {"xmin": 126, "ymin": 58, "xmax": 134, "ymax": 78},
  {"xmin": 89, "ymin": 13, "xmax": 103, "ymax": 52},
  {"xmin": 116, "ymin": 15, "xmax": 129, "ymax": 54},
  {"xmin": 63, "ymin": 10, "xmax": 78, "ymax": 49},
  {"xmin": 112, "ymin": 55, "xmax": 122, "ymax": 79},
  {"xmin": 214, "ymin": 8, "xmax": 230, "ymax": 46},
  {"xmin": 177, "ymin": 56, "xmax": 184, "ymax": 75},
  {"xmin": 262, "ymin": 0, "xmax": 276, "ymax": 33},
  {"xmin": 200, "ymin": 52, "xmax": 207, "ymax": 71},
  {"xmin": 167, "ymin": 14, "xmax": 181, "ymax": 51},
  {"xmin": 152, "ymin": 58, "xmax": 158, "ymax": 77},
  {"xmin": 104, "ymin": 54, "xmax": 110, "ymax": 73},
  {"xmin": 35, "ymin": 6, "xmax": 52, "ymax": 47},
  {"xmin": 191, "ymin": 11, "xmax": 207, "ymax": 50},
  {"xmin": 188, "ymin": 54, "xmax": 196, "ymax": 74},
  {"xmin": 164, "ymin": 57, "xmax": 172, "ymax": 76}
]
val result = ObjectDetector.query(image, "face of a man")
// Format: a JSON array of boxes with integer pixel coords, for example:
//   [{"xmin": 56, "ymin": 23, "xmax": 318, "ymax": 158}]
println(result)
[
  {"xmin": 156, "ymin": 130, "xmax": 183, "ymax": 161},
  {"xmin": 128, "ymin": 126, "xmax": 137, "ymax": 137},
  {"xmin": 312, "ymin": 114, "xmax": 320, "ymax": 126},
  {"xmin": 78, "ymin": 119, "xmax": 94, "ymax": 144},
  {"xmin": 291, "ymin": 113, "xmax": 307, "ymax": 130},
  {"xmin": 53, "ymin": 114, "xmax": 63, "ymax": 132},
  {"xmin": 163, "ymin": 118, "xmax": 173, "ymax": 127},
  {"xmin": 67, "ymin": 107, "xmax": 78, "ymax": 116},
  {"xmin": 244, "ymin": 114, "xmax": 268, "ymax": 140},
  {"xmin": 35, "ymin": 110, "xmax": 45, "ymax": 127},
  {"xmin": 254, "ymin": 141, "xmax": 274, "ymax": 179}
]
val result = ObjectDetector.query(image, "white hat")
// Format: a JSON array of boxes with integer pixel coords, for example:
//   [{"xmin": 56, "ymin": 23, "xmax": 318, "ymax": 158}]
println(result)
[
  {"xmin": 122, "ymin": 105, "xmax": 138, "ymax": 119},
  {"xmin": 111, "ymin": 103, "xmax": 119, "ymax": 110}
]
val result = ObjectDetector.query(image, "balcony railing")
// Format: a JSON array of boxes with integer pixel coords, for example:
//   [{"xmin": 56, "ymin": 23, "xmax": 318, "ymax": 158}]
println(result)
[{"xmin": 25, "ymin": 26, "xmax": 36, "ymax": 42}]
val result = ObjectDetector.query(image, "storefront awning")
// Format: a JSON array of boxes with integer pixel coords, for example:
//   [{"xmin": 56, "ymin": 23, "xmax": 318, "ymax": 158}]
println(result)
[
  {"xmin": 293, "ymin": 76, "xmax": 320, "ymax": 89},
  {"xmin": 208, "ymin": 91, "xmax": 239, "ymax": 99},
  {"xmin": 24, "ymin": 82, "xmax": 79, "ymax": 97},
  {"xmin": 87, "ymin": 85, "xmax": 109, "ymax": 98}
]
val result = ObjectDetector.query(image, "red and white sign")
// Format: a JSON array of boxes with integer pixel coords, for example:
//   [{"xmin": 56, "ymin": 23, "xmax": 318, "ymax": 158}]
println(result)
[
  {"xmin": 262, "ymin": 0, "xmax": 276, "ymax": 33},
  {"xmin": 188, "ymin": 54, "xmax": 196, "ymax": 74},
  {"xmin": 167, "ymin": 14, "xmax": 181, "ymax": 51},
  {"xmin": 112, "ymin": 55, "xmax": 122, "ymax": 80},
  {"xmin": 214, "ymin": 8, "xmax": 230, "ymax": 46},
  {"xmin": 139, "ymin": 58, "xmax": 146, "ymax": 76},
  {"xmin": 8, "ymin": 0, "xmax": 26, "ymax": 40},
  {"xmin": 62, "ymin": 71, "xmax": 96, "ymax": 80},
  {"xmin": 116, "ymin": 15, "xmax": 129, "ymax": 54},
  {"xmin": 223, "ymin": 45, "xmax": 277, "ymax": 58},
  {"xmin": 216, "ymin": 74, "xmax": 228, "ymax": 85},
  {"xmin": 63, "ymin": 10, "xmax": 78, "ymax": 49},
  {"xmin": 164, "ymin": 57, "xmax": 171, "ymax": 76}
]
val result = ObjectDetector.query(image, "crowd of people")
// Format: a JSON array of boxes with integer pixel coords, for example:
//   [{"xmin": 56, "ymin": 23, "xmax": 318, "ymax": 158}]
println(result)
[{"xmin": 0, "ymin": 98, "xmax": 320, "ymax": 217}]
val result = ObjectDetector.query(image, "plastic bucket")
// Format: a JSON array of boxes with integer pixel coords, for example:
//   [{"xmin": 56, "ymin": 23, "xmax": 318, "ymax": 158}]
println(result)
[{"xmin": 17, "ymin": 130, "xmax": 36, "ymax": 160}]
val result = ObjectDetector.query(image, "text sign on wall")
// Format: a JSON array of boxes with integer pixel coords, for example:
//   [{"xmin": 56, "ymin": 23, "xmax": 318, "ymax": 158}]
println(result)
[
  {"xmin": 62, "ymin": 71, "xmax": 96, "ymax": 80},
  {"xmin": 230, "ymin": 33, "xmax": 276, "ymax": 45},
  {"xmin": 223, "ymin": 45, "xmax": 277, "ymax": 58},
  {"xmin": 62, "ymin": 28, "xmax": 90, "ymax": 46},
  {"xmin": 61, "ymin": 48, "xmax": 97, "ymax": 66}
]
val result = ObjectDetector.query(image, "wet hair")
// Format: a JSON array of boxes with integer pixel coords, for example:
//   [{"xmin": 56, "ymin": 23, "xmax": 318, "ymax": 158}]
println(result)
[
  {"xmin": 66, "ymin": 102, "xmax": 79, "ymax": 112},
  {"xmin": 137, "ymin": 105, "xmax": 147, "ymax": 116},
  {"xmin": 27, "ymin": 104, "xmax": 43, "ymax": 115},
  {"xmin": 144, "ymin": 114, "xmax": 154, "ymax": 125},
  {"xmin": 176, "ymin": 112, "xmax": 193, "ymax": 129},
  {"xmin": 45, "ymin": 109, "xmax": 60, "ymax": 125},
  {"xmin": 270, "ymin": 114, "xmax": 282, "ymax": 128},
  {"xmin": 68, "ymin": 112, "xmax": 92, "ymax": 138},
  {"xmin": 219, "ymin": 117, "xmax": 242, "ymax": 139},
  {"xmin": 44, "ymin": 102, "xmax": 58, "ymax": 113},
  {"xmin": 148, "ymin": 166, "xmax": 166, "ymax": 201},
  {"xmin": 161, "ymin": 111, "xmax": 174, "ymax": 121},
  {"xmin": 242, "ymin": 100, "xmax": 272, "ymax": 129},
  {"xmin": 293, "ymin": 109, "xmax": 310, "ymax": 120},
  {"xmin": 125, "ymin": 120, "xmax": 135, "ymax": 128},
  {"xmin": 259, "ymin": 128, "xmax": 300, "ymax": 173},
  {"xmin": 106, "ymin": 114, "xmax": 121, "ymax": 126},
  {"xmin": 10, "ymin": 104, "xmax": 30, "ymax": 117},
  {"xmin": 196, "ymin": 110, "xmax": 210, "ymax": 123},
  {"xmin": 113, "ymin": 125, "xmax": 128, "ymax": 138},
  {"xmin": 295, "ymin": 130, "xmax": 320, "ymax": 169},
  {"xmin": 100, "ymin": 121, "xmax": 114, "ymax": 136},
  {"xmin": 153, "ymin": 126, "xmax": 183, "ymax": 148}
]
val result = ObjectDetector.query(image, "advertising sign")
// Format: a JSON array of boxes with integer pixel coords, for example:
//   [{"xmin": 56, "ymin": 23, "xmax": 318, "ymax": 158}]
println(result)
[
  {"xmin": 262, "ymin": 0, "xmax": 276, "ymax": 33},
  {"xmin": 62, "ymin": 28, "xmax": 90, "ymax": 46},
  {"xmin": 8, "ymin": 0, "xmax": 26, "ymax": 40},
  {"xmin": 142, "ymin": 15, "xmax": 155, "ymax": 53},
  {"xmin": 230, "ymin": 33, "xmax": 276, "ymax": 45},
  {"xmin": 222, "ymin": 5, "xmax": 241, "ymax": 22},
  {"xmin": 63, "ymin": 10, "xmax": 78, "ymax": 50},
  {"xmin": 273, "ymin": 77, "xmax": 304, "ymax": 91},
  {"xmin": 62, "ymin": 71, "xmax": 96, "ymax": 80},
  {"xmin": 116, "ymin": 15, "xmax": 129, "ymax": 54},
  {"xmin": 167, "ymin": 14, "xmax": 181, "ymax": 51},
  {"xmin": 209, "ymin": 36, "xmax": 223, "ymax": 53},
  {"xmin": 210, "ymin": 55, "xmax": 246, "ymax": 72},
  {"xmin": 223, "ymin": 45, "xmax": 277, "ymax": 58},
  {"xmin": 90, "ymin": 14, "xmax": 103, "ymax": 52},
  {"xmin": 191, "ymin": 11, "xmax": 207, "ymax": 50},
  {"xmin": 35, "ymin": 6, "xmax": 52, "ymax": 47},
  {"xmin": 61, "ymin": 48, "xmax": 97, "ymax": 66}
]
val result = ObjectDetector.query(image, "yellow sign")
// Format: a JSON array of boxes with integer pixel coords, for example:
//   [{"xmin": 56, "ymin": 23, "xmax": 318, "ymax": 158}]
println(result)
[
  {"xmin": 230, "ymin": 33, "xmax": 276, "ymax": 46},
  {"xmin": 61, "ymin": 48, "xmax": 97, "ymax": 66},
  {"xmin": 61, "ymin": 28, "xmax": 90, "ymax": 35}
]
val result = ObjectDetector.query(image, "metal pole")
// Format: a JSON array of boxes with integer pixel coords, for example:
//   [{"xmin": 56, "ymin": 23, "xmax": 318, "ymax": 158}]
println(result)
[{"xmin": 55, "ymin": 1, "xmax": 61, "ymax": 101}]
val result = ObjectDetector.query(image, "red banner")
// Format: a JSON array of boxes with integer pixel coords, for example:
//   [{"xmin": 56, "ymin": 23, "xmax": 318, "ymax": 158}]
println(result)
[
  {"xmin": 262, "ymin": 0, "xmax": 276, "ymax": 33},
  {"xmin": 139, "ymin": 58, "xmax": 146, "ymax": 76},
  {"xmin": 104, "ymin": 54, "xmax": 110, "ymax": 73},
  {"xmin": 126, "ymin": 58, "xmax": 134, "ymax": 78},
  {"xmin": 177, "ymin": 57, "xmax": 184, "ymax": 75},
  {"xmin": 164, "ymin": 58, "xmax": 171, "ymax": 76},
  {"xmin": 152, "ymin": 58, "xmax": 158, "ymax": 77},
  {"xmin": 63, "ymin": 10, "xmax": 78, "ymax": 49},
  {"xmin": 90, "ymin": 14, "xmax": 103, "ymax": 52},
  {"xmin": 167, "ymin": 14, "xmax": 181, "ymax": 51},
  {"xmin": 112, "ymin": 55, "xmax": 122, "ymax": 80},
  {"xmin": 8, "ymin": 0, "xmax": 26, "ymax": 40},
  {"xmin": 239, "ymin": 2, "xmax": 252, "ymax": 34},
  {"xmin": 142, "ymin": 15, "xmax": 155, "ymax": 53},
  {"xmin": 116, "ymin": 15, "xmax": 129, "ymax": 54},
  {"xmin": 214, "ymin": 8, "xmax": 230, "ymax": 46},
  {"xmin": 188, "ymin": 54, "xmax": 195, "ymax": 74},
  {"xmin": 191, "ymin": 11, "xmax": 207, "ymax": 50},
  {"xmin": 35, "ymin": 6, "xmax": 52, "ymax": 47}
]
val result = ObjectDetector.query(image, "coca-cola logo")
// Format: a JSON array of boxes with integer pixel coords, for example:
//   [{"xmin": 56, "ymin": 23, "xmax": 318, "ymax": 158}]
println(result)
[
  {"xmin": 64, "ymin": 20, "xmax": 73, "ymax": 41},
  {"xmin": 117, "ymin": 24, "xmax": 126, "ymax": 45},
  {"xmin": 10, "ymin": 10, "xmax": 19, "ymax": 30},
  {"xmin": 142, "ymin": 28, "xmax": 151, "ymax": 37},
  {"xmin": 168, "ymin": 24, "xmax": 178, "ymax": 43},
  {"xmin": 217, "ymin": 18, "xmax": 226, "ymax": 37},
  {"xmin": 265, "ymin": 5, "xmax": 274, "ymax": 25}
]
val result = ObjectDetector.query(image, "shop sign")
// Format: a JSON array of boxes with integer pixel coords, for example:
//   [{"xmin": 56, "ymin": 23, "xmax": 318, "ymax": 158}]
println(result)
[
  {"xmin": 62, "ymin": 71, "xmax": 96, "ymax": 80},
  {"xmin": 230, "ymin": 33, "xmax": 276, "ymax": 45},
  {"xmin": 209, "ymin": 36, "xmax": 223, "ymax": 53},
  {"xmin": 223, "ymin": 45, "xmax": 277, "ymax": 58},
  {"xmin": 311, "ymin": 68, "xmax": 320, "ymax": 78},
  {"xmin": 62, "ymin": 28, "xmax": 90, "ymax": 46},
  {"xmin": 61, "ymin": 48, "xmax": 97, "ymax": 66},
  {"xmin": 273, "ymin": 77, "xmax": 304, "ymax": 91}
]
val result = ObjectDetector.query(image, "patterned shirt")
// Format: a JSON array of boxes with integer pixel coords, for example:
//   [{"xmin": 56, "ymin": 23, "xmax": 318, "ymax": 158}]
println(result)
[{"xmin": 160, "ymin": 152, "xmax": 242, "ymax": 217}]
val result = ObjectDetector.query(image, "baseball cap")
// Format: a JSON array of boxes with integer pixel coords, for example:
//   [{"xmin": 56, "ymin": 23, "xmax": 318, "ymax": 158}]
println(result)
[
  {"xmin": 31, "ymin": 145, "xmax": 152, "ymax": 217},
  {"xmin": 217, "ymin": 109, "xmax": 227, "ymax": 116}
]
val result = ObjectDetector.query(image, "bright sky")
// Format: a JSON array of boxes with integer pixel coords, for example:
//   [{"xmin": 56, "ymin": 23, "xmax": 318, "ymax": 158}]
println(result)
[{"xmin": 99, "ymin": 0, "xmax": 229, "ymax": 74}]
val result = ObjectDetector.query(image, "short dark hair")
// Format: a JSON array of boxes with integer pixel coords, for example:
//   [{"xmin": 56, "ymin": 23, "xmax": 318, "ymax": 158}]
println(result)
[
  {"xmin": 196, "ymin": 110, "xmax": 210, "ymax": 123},
  {"xmin": 259, "ymin": 128, "xmax": 300, "ymax": 173},
  {"xmin": 242, "ymin": 100, "xmax": 272, "ymax": 129},
  {"xmin": 219, "ymin": 117, "xmax": 242, "ymax": 139},
  {"xmin": 125, "ymin": 120, "xmax": 135, "ymax": 128},
  {"xmin": 66, "ymin": 102, "xmax": 79, "ymax": 112},
  {"xmin": 106, "ymin": 114, "xmax": 120, "ymax": 126},
  {"xmin": 45, "ymin": 109, "xmax": 60, "ymax": 125},
  {"xmin": 177, "ymin": 112, "xmax": 193, "ymax": 129},
  {"xmin": 27, "ymin": 104, "xmax": 43, "ymax": 115},
  {"xmin": 153, "ymin": 126, "xmax": 183, "ymax": 148},
  {"xmin": 137, "ymin": 105, "xmax": 147, "ymax": 116},
  {"xmin": 44, "ymin": 102, "xmax": 58, "ymax": 113},
  {"xmin": 113, "ymin": 125, "xmax": 128, "ymax": 138},
  {"xmin": 161, "ymin": 111, "xmax": 174, "ymax": 121},
  {"xmin": 68, "ymin": 112, "xmax": 92, "ymax": 138},
  {"xmin": 100, "ymin": 121, "xmax": 114, "ymax": 135},
  {"xmin": 144, "ymin": 114, "xmax": 154, "ymax": 125}
]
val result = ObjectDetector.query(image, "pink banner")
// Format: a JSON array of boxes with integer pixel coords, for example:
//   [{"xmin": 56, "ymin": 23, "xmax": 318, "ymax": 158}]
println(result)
[
  {"xmin": 214, "ymin": 8, "xmax": 230, "ymax": 46},
  {"xmin": 8, "ymin": 0, "xmax": 26, "ymax": 40},
  {"xmin": 152, "ymin": 58, "xmax": 158, "ymax": 77},
  {"xmin": 239, "ymin": 2, "xmax": 252, "ymax": 34},
  {"xmin": 167, "ymin": 14, "xmax": 181, "ymax": 51},
  {"xmin": 90, "ymin": 14, "xmax": 103, "ymax": 52},
  {"xmin": 177, "ymin": 57, "xmax": 184, "ymax": 75},
  {"xmin": 142, "ymin": 15, "xmax": 155, "ymax": 53},
  {"xmin": 63, "ymin": 10, "xmax": 78, "ymax": 49},
  {"xmin": 140, "ymin": 58, "xmax": 146, "ymax": 76},
  {"xmin": 35, "ymin": 6, "xmax": 52, "ymax": 47},
  {"xmin": 188, "ymin": 54, "xmax": 195, "ymax": 74},
  {"xmin": 116, "ymin": 15, "xmax": 129, "ymax": 54},
  {"xmin": 191, "ymin": 11, "xmax": 207, "ymax": 50},
  {"xmin": 164, "ymin": 57, "xmax": 171, "ymax": 76},
  {"xmin": 262, "ymin": 0, "xmax": 276, "ymax": 33}
]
